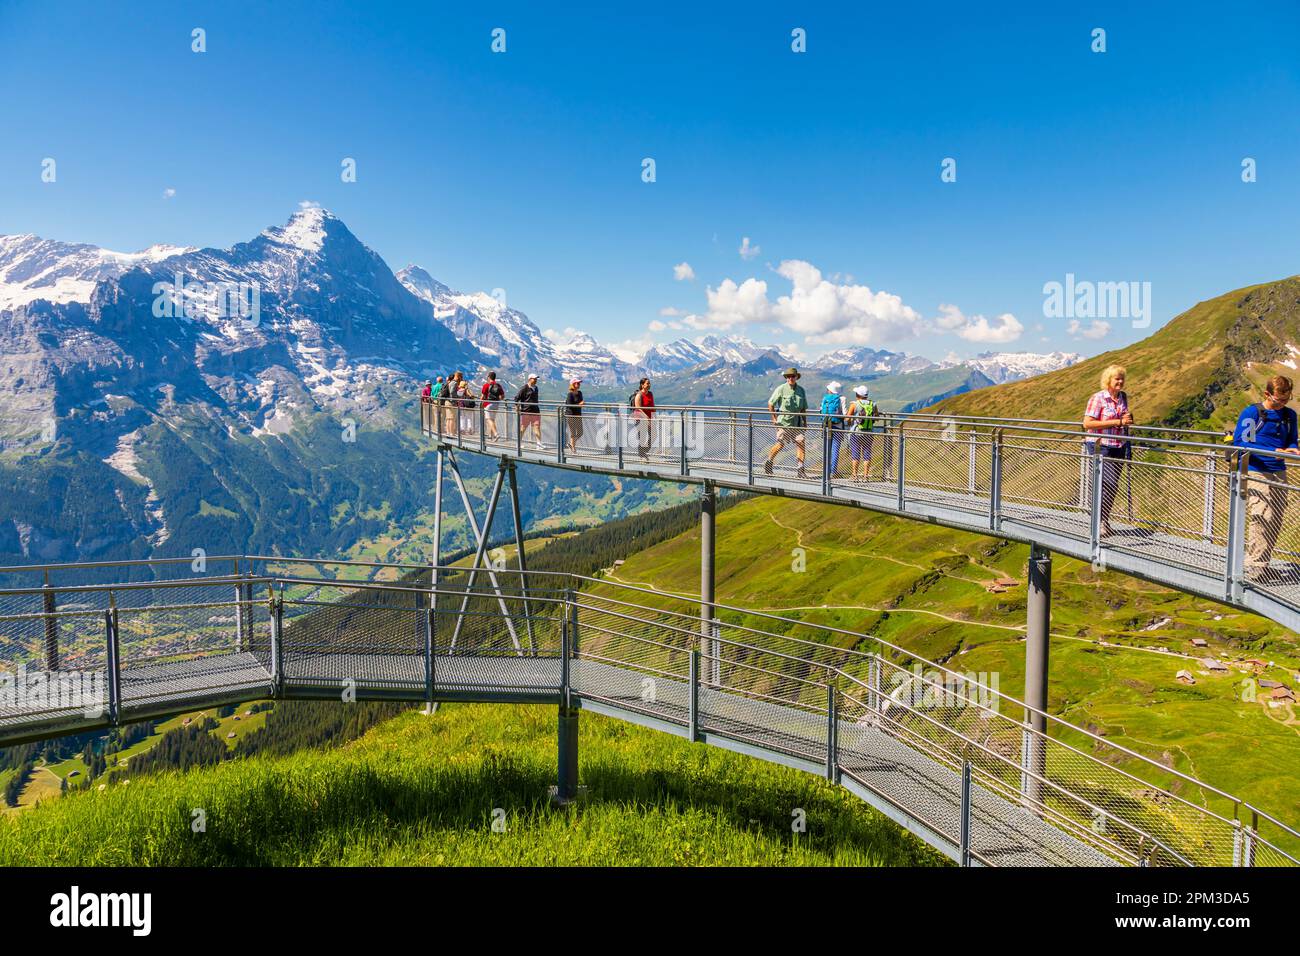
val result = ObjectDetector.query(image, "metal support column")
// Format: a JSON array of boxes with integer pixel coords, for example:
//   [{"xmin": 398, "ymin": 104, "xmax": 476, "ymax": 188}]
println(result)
[
  {"xmin": 988, "ymin": 429, "xmax": 1003, "ymax": 531},
  {"xmin": 42, "ymin": 571, "xmax": 58, "ymax": 672},
  {"xmin": 506, "ymin": 462, "xmax": 536, "ymax": 654},
  {"xmin": 1023, "ymin": 543, "xmax": 1051, "ymax": 807},
  {"xmin": 825, "ymin": 681, "xmax": 838, "ymax": 782},
  {"xmin": 104, "ymin": 601, "xmax": 121, "ymax": 725},
  {"xmin": 444, "ymin": 450, "xmax": 522, "ymax": 652},
  {"xmin": 700, "ymin": 481, "xmax": 718, "ymax": 686},
  {"xmin": 960, "ymin": 760, "xmax": 973, "ymax": 866},
  {"xmin": 688, "ymin": 649, "xmax": 700, "ymax": 741},
  {"xmin": 896, "ymin": 422, "xmax": 906, "ymax": 511},
  {"xmin": 557, "ymin": 705, "xmax": 579, "ymax": 801},
  {"xmin": 270, "ymin": 585, "xmax": 284, "ymax": 697}
]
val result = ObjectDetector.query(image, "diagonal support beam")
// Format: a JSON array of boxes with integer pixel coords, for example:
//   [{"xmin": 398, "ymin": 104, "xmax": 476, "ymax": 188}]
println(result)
[
  {"xmin": 506, "ymin": 462, "xmax": 537, "ymax": 655},
  {"xmin": 445, "ymin": 451, "xmax": 522, "ymax": 654}
]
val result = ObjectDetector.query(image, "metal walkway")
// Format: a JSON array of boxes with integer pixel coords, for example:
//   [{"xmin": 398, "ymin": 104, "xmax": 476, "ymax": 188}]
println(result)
[
  {"xmin": 420, "ymin": 400, "xmax": 1300, "ymax": 634},
  {"xmin": 1, "ymin": 559, "xmax": 1296, "ymax": 867}
]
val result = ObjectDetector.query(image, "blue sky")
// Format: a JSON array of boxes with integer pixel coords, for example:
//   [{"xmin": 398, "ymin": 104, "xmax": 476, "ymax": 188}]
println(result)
[{"xmin": 2, "ymin": 0, "xmax": 1298, "ymax": 361}]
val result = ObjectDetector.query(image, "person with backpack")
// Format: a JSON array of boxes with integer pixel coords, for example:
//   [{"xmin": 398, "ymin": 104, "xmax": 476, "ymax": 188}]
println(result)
[
  {"xmin": 443, "ymin": 371, "xmax": 463, "ymax": 433},
  {"xmin": 481, "ymin": 371, "xmax": 506, "ymax": 441},
  {"xmin": 764, "ymin": 367, "xmax": 809, "ymax": 479},
  {"xmin": 631, "ymin": 377, "xmax": 655, "ymax": 459},
  {"xmin": 1232, "ymin": 375, "xmax": 1300, "ymax": 582},
  {"xmin": 847, "ymin": 385, "xmax": 877, "ymax": 482},
  {"xmin": 564, "ymin": 378, "xmax": 585, "ymax": 452},
  {"xmin": 455, "ymin": 378, "xmax": 476, "ymax": 435},
  {"xmin": 514, "ymin": 374, "xmax": 542, "ymax": 448},
  {"xmin": 820, "ymin": 381, "xmax": 847, "ymax": 481},
  {"xmin": 1083, "ymin": 365, "xmax": 1135, "ymax": 537}
]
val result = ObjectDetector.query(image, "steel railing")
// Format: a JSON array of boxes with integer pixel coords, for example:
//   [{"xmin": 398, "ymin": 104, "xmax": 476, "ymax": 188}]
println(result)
[
  {"xmin": 419, "ymin": 399, "xmax": 1300, "ymax": 624},
  {"xmin": 1, "ymin": 558, "xmax": 1295, "ymax": 867}
]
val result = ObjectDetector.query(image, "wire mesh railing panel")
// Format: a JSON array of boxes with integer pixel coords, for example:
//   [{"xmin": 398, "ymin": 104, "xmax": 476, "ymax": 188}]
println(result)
[
  {"xmin": 697, "ymin": 650, "xmax": 829, "ymax": 761},
  {"xmin": 898, "ymin": 428, "xmax": 992, "ymax": 513},
  {"xmin": 998, "ymin": 440, "xmax": 1092, "ymax": 536},
  {"xmin": 1242, "ymin": 472, "xmax": 1300, "ymax": 604},
  {"xmin": 1102, "ymin": 451, "xmax": 1230, "ymax": 578},
  {"xmin": 115, "ymin": 581, "xmax": 270, "ymax": 710},
  {"xmin": 0, "ymin": 589, "xmax": 109, "ymax": 730},
  {"xmin": 279, "ymin": 582, "xmax": 425, "ymax": 689}
]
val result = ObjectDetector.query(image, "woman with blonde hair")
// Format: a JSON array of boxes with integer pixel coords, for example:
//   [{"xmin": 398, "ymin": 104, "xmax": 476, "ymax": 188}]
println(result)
[{"xmin": 1083, "ymin": 364, "xmax": 1135, "ymax": 537}]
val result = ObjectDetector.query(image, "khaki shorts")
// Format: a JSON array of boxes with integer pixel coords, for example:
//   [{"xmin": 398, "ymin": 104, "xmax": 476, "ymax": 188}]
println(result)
[{"xmin": 776, "ymin": 426, "xmax": 805, "ymax": 445}]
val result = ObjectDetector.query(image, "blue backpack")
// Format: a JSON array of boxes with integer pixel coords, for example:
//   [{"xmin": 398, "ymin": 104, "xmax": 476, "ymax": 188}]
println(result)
[{"xmin": 820, "ymin": 393, "xmax": 843, "ymax": 425}]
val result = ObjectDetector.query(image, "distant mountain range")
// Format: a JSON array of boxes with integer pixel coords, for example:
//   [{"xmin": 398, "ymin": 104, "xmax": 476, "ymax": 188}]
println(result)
[
  {"xmin": 391, "ymin": 255, "xmax": 1081, "ymax": 387},
  {"xmin": 0, "ymin": 206, "xmax": 1083, "ymax": 564}
]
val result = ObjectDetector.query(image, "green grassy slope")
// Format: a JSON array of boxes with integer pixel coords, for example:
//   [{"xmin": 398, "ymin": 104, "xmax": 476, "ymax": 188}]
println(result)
[
  {"xmin": 929, "ymin": 275, "xmax": 1300, "ymax": 431},
  {"xmin": 0, "ymin": 704, "xmax": 942, "ymax": 866},
  {"xmin": 594, "ymin": 495, "xmax": 1300, "ymax": 829}
]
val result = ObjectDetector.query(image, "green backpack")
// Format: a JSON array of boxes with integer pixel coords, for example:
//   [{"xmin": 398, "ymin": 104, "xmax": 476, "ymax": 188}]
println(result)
[{"xmin": 851, "ymin": 399, "xmax": 876, "ymax": 431}]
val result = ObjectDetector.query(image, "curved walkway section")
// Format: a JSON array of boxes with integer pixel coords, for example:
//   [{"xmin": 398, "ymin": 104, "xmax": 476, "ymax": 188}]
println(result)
[
  {"xmin": 0, "ymin": 559, "xmax": 1295, "ymax": 867},
  {"xmin": 420, "ymin": 401, "xmax": 1300, "ymax": 635}
]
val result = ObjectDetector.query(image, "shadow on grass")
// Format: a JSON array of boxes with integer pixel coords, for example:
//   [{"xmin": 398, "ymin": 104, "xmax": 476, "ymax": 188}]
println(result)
[{"xmin": 7, "ymin": 745, "xmax": 942, "ymax": 865}]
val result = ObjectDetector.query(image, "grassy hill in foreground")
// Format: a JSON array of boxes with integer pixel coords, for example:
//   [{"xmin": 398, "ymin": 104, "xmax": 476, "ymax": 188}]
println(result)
[
  {"xmin": 929, "ymin": 275, "xmax": 1300, "ymax": 432},
  {"xmin": 589, "ymin": 495, "xmax": 1300, "ymax": 831},
  {"xmin": 0, "ymin": 703, "xmax": 942, "ymax": 866}
]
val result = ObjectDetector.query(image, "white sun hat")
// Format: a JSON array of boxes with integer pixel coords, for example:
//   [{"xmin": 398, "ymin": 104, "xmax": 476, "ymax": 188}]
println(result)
[
  {"xmin": 854, "ymin": 385, "xmax": 869, "ymax": 398},
  {"xmin": 827, "ymin": 381, "xmax": 842, "ymax": 394}
]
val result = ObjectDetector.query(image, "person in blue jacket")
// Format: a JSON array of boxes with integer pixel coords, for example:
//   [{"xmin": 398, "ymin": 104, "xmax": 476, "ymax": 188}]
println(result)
[{"xmin": 1232, "ymin": 375, "xmax": 1300, "ymax": 581}]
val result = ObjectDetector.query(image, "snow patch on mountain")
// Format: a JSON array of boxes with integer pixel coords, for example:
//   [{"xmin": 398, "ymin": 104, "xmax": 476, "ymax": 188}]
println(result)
[{"xmin": 0, "ymin": 234, "xmax": 194, "ymax": 311}]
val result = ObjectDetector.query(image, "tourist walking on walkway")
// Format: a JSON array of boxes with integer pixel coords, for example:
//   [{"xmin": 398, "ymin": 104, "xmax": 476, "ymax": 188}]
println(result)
[
  {"xmin": 765, "ymin": 367, "xmax": 809, "ymax": 479},
  {"xmin": 565, "ymin": 378, "xmax": 585, "ymax": 452},
  {"xmin": 632, "ymin": 377, "xmax": 655, "ymax": 459},
  {"xmin": 481, "ymin": 371, "xmax": 505, "ymax": 441},
  {"xmin": 847, "ymin": 385, "xmax": 876, "ymax": 482},
  {"xmin": 1233, "ymin": 375, "xmax": 1300, "ymax": 582},
  {"xmin": 1083, "ymin": 365, "xmax": 1135, "ymax": 537},
  {"xmin": 515, "ymin": 374, "xmax": 542, "ymax": 448},
  {"xmin": 819, "ymin": 381, "xmax": 847, "ymax": 480}
]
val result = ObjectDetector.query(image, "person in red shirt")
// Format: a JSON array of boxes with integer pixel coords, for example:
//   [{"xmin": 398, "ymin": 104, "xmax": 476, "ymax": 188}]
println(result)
[
  {"xmin": 632, "ymin": 377, "xmax": 655, "ymax": 459},
  {"xmin": 480, "ymin": 371, "xmax": 506, "ymax": 441}
]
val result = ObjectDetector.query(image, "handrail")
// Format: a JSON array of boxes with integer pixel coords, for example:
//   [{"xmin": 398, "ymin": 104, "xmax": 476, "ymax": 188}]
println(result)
[{"xmin": 1, "ymin": 559, "xmax": 1295, "ymax": 865}]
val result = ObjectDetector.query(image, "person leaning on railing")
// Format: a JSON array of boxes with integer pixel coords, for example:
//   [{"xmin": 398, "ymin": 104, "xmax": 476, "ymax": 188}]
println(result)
[
  {"xmin": 1083, "ymin": 364, "xmax": 1134, "ymax": 537},
  {"xmin": 1232, "ymin": 375, "xmax": 1300, "ymax": 583}
]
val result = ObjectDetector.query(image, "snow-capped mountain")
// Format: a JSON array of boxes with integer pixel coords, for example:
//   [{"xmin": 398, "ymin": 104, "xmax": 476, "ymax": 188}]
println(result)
[
  {"xmin": 956, "ymin": 350, "xmax": 1083, "ymax": 385},
  {"xmin": 811, "ymin": 346, "xmax": 938, "ymax": 377},
  {"xmin": 0, "ymin": 234, "xmax": 194, "ymax": 312},
  {"xmin": 809, "ymin": 345, "xmax": 1080, "ymax": 385},
  {"xmin": 0, "ymin": 207, "xmax": 487, "ymax": 562},
  {"xmin": 549, "ymin": 331, "xmax": 639, "ymax": 385},
  {"xmin": 397, "ymin": 265, "xmax": 559, "ymax": 375},
  {"xmin": 640, "ymin": 335, "xmax": 794, "ymax": 374}
]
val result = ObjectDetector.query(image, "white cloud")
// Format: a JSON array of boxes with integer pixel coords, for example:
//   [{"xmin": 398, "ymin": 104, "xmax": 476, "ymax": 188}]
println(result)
[
  {"xmin": 658, "ymin": 306, "xmax": 684, "ymax": 317},
  {"xmin": 609, "ymin": 337, "xmax": 654, "ymax": 362},
  {"xmin": 768, "ymin": 260, "xmax": 923, "ymax": 345},
  {"xmin": 298, "ymin": 200, "xmax": 322, "ymax": 210},
  {"xmin": 162, "ymin": 187, "xmax": 176, "ymax": 199},
  {"xmin": 673, "ymin": 262, "xmax": 696, "ymax": 281},
  {"xmin": 685, "ymin": 258, "xmax": 1016, "ymax": 351},
  {"xmin": 935, "ymin": 304, "xmax": 1023, "ymax": 344},
  {"xmin": 738, "ymin": 236, "xmax": 761, "ymax": 260},
  {"xmin": 543, "ymin": 326, "xmax": 585, "ymax": 346},
  {"xmin": 1067, "ymin": 319, "xmax": 1111, "ymax": 340},
  {"xmin": 695, "ymin": 277, "xmax": 772, "ymax": 329},
  {"xmin": 648, "ymin": 319, "xmax": 668, "ymax": 332}
]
